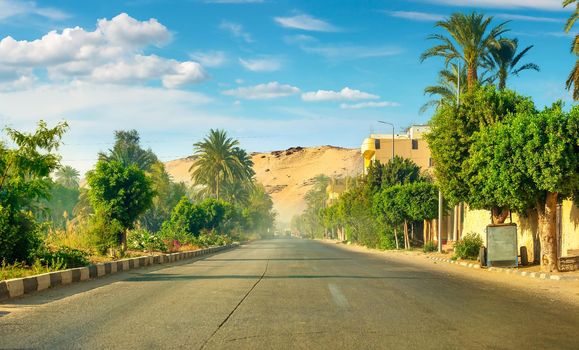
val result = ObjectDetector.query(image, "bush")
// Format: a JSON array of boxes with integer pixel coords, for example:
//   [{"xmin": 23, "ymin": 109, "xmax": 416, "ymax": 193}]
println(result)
[
  {"xmin": 0, "ymin": 207, "xmax": 43, "ymax": 264},
  {"xmin": 423, "ymin": 241, "xmax": 438, "ymax": 253},
  {"xmin": 88, "ymin": 216, "xmax": 124, "ymax": 254},
  {"xmin": 37, "ymin": 246, "xmax": 89, "ymax": 269},
  {"xmin": 195, "ymin": 232, "xmax": 231, "ymax": 247},
  {"xmin": 453, "ymin": 233, "xmax": 483, "ymax": 260},
  {"xmin": 127, "ymin": 229, "xmax": 167, "ymax": 252}
]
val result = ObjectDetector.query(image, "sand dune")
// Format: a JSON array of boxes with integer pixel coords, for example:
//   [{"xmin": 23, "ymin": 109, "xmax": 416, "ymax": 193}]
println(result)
[{"xmin": 164, "ymin": 145, "xmax": 363, "ymax": 225}]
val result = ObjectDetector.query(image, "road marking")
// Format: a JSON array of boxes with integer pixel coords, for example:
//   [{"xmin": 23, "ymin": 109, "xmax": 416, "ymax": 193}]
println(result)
[{"xmin": 328, "ymin": 284, "xmax": 349, "ymax": 308}]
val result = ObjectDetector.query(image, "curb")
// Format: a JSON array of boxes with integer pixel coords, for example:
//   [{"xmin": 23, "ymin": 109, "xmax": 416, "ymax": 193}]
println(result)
[
  {"xmin": 425, "ymin": 256, "xmax": 579, "ymax": 281},
  {"xmin": 0, "ymin": 243, "xmax": 239, "ymax": 301}
]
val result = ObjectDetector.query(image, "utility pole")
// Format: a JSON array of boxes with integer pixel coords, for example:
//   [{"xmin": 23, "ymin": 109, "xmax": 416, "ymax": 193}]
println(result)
[{"xmin": 377, "ymin": 121, "xmax": 395, "ymax": 160}]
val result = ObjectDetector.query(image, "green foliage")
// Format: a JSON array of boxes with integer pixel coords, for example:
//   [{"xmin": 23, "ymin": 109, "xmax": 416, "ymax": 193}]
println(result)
[
  {"xmin": 87, "ymin": 160, "xmax": 154, "ymax": 249},
  {"xmin": 190, "ymin": 129, "xmax": 255, "ymax": 200},
  {"xmin": 160, "ymin": 197, "xmax": 205, "ymax": 239},
  {"xmin": 0, "ymin": 120, "xmax": 68, "ymax": 263},
  {"xmin": 127, "ymin": 229, "xmax": 167, "ymax": 252},
  {"xmin": 87, "ymin": 215, "xmax": 124, "ymax": 254},
  {"xmin": 40, "ymin": 183, "xmax": 80, "ymax": 229},
  {"xmin": 195, "ymin": 232, "xmax": 231, "ymax": 247},
  {"xmin": 426, "ymin": 85, "xmax": 535, "ymax": 206},
  {"xmin": 453, "ymin": 233, "xmax": 483, "ymax": 260},
  {"xmin": 99, "ymin": 130, "xmax": 158, "ymax": 171},
  {"xmin": 55, "ymin": 165, "xmax": 80, "ymax": 189},
  {"xmin": 423, "ymin": 241, "xmax": 438, "ymax": 253},
  {"xmin": 381, "ymin": 156, "xmax": 422, "ymax": 188},
  {"xmin": 37, "ymin": 246, "xmax": 90, "ymax": 269}
]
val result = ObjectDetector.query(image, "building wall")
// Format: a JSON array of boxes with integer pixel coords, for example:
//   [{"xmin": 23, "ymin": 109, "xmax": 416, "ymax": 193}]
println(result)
[
  {"xmin": 462, "ymin": 200, "xmax": 579, "ymax": 262},
  {"xmin": 372, "ymin": 138, "xmax": 432, "ymax": 170}
]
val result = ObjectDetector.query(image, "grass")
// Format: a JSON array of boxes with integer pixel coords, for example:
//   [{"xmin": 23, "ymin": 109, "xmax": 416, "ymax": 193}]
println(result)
[{"xmin": 1, "ymin": 260, "xmax": 65, "ymax": 281}]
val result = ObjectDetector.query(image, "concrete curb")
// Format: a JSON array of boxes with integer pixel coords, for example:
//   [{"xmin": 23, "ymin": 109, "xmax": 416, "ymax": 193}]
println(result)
[
  {"xmin": 425, "ymin": 256, "xmax": 579, "ymax": 281},
  {"xmin": 0, "ymin": 243, "xmax": 238, "ymax": 301}
]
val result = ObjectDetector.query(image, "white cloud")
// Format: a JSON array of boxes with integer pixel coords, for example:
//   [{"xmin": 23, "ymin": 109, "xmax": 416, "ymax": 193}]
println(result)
[
  {"xmin": 340, "ymin": 101, "xmax": 400, "ymax": 109},
  {"xmin": 239, "ymin": 57, "xmax": 282, "ymax": 72},
  {"xmin": 0, "ymin": 13, "xmax": 206, "ymax": 89},
  {"xmin": 0, "ymin": 0, "xmax": 69, "ymax": 21},
  {"xmin": 222, "ymin": 81, "xmax": 300, "ymax": 99},
  {"xmin": 422, "ymin": 0, "xmax": 571, "ymax": 11},
  {"xmin": 302, "ymin": 87, "xmax": 379, "ymax": 102},
  {"xmin": 387, "ymin": 11, "xmax": 445, "ymax": 22},
  {"xmin": 274, "ymin": 14, "xmax": 339, "ymax": 32},
  {"xmin": 190, "ymin": 50, "xmax": 228, "ymax": 67},
  {"xmin": 301, "ymin": 44, "xmax": 403, "ymax": 60},
  {"xmin": 494, "ymin": 13, "xmax": 565, "ymax": 23},
  {"xmin": 220, "ymin": 20, "xmax": 253, "ymax": 43}
]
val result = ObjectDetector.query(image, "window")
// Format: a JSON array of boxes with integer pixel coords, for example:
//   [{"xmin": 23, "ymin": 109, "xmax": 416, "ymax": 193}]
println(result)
[
  {"xmin": 374, "ymin": 139, "xmax": 381, "ymax": 149},
  {"xmin": 412, "ymin": 139, "xmax": 418, "ymax": 150}
]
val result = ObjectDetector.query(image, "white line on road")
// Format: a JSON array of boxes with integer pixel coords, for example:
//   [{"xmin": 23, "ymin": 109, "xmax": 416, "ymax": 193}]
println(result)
[{"xmin": 328, "ymin": 284, "xmax": 349, "ymax": 308}]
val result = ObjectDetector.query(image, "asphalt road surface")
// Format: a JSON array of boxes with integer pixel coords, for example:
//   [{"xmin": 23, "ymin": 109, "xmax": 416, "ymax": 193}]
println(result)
[{"xmin": 1, "ymin": 239, "xmax": 578, "ymax": 349}]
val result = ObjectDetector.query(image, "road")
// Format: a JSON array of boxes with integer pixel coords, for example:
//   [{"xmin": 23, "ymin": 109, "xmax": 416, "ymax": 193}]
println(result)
[{"xmin": 1, "ymin": 239, "xmax": 578, "ymax": 349}]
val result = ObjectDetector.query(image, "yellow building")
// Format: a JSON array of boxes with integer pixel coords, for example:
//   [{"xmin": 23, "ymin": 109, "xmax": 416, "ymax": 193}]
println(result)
[{"xmin": 361, "ymin": 125, "xmax": 433, "ymax": 173}]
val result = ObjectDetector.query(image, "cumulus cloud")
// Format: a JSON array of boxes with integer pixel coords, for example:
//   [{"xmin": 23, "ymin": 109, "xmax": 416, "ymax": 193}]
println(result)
[
  {"xmin": 274, "ymin": 14, "xmax": 339, "ymax": 32},
  {"xmin": 220, "ymin": 20, "xmax": 253, "ymax": 43},
  {"xmin": 340, "ymin": 101, "xmax": 400, "ymax": 109},
  {"xmin": 302, "ymin": 87, "xmax": 379, "ymax": 102},
  {"xmin": 190, "ymin": 50, "xmax": 228, "ymax": 67},
  {"xmin": 222, "ymin": 81, "xmax": 300, "ymax": 99},
  {"xmin": 239, "ymin": 57, "xmax": 282, "ymax": 72},
  {"xmin": 0, "ymin": 13, "xmax": 207, "ymax": 89}
]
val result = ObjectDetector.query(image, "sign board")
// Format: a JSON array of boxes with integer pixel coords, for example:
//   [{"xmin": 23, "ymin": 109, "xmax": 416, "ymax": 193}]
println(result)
[{"xmin": 486, "ymin": 223, "xmax": 518, "ymax": 268}]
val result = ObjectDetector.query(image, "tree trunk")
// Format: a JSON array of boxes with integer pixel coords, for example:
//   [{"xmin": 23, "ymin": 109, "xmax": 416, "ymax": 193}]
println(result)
[
  {"xmin": 121, "ymin": 229, "xmax": 127, "ymax": 252},
  {"xmin": 499, "ymin": 68, "xmax": 507, "ymax": 90},
  {"xmin": 394, "ymin": 228, "xmax": 399, "ymax": 250},
  {"xmin": 423, "ymin": 220, "xmax": 428, "ymax": 243},
  {"xmin": 537, "ymin": 192, "xmax": 559, "ymax": 272},
  {"xmin": 403, "ymin": 220, "xmax": 409, "ymax": 249},
  {"xmin": 491, "ymin": 206, "xmax": 509, "ymax": 224},
  {"xmin": 467, "ymin": 64, "xmax": 478, "ymax": 90}
]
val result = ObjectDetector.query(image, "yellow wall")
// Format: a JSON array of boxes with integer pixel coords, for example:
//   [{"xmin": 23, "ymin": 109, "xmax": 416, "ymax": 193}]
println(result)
[{"xmin": 462, "ymin": 200, "xmax": 579, "ymax": 262}]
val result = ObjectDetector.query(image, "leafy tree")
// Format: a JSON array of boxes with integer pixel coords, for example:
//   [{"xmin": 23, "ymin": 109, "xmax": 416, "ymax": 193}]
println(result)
[
  {"xmin": 564, "ymin": 0, "xmax": 579, "ymax": 100},
  {"xmin": 426, "ymin": 85, "xmax": 535, "ymax": 223},
  {"xmin": 86, "ymin": 160, "xmax": 154, "ymax": 251},
  {"xmin": 54, "ymin": 165, "xmax": 80, "ymax": 189},
  {"xmin": 487, "ymin": 38, "xmax": 539, "ymax": 90},
  {"xmin": 420, "ymin": 12, "xmax": 509, "ymax": 89},
  {"xmin": 40, "ymin": 183, "xmax": 80, "ymax": 229},
  {"xmin": 0, "ymin": 121, "xmax": 68, "ymax": 263},
  {"xmin": 190, "ymin": 129, "xmax": 255, "ymax": 200},
  {"xmin": 242, "ymin": 184, "xmax": 276, "ymax": 236},
  {"xmin": 161, "ymin": 197, "xmax": 206, "ymax": 239},
  {"xmin": 364, "ymin": 161, "xmax": 384, "ymax": 193},
  {"xmin": 381, "ymin": 156, "xmax": 422, "ymax": 188}
]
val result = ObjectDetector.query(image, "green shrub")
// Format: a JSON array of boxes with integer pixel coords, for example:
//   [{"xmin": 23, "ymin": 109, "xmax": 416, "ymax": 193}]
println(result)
[
  {"xmin": 128, "ymin": 229, "xmax": 167, "ymax": 252},
  {"xmin": 195, "ymin": 232, "xmax": 231, "ymax": 247},
  {"xmin": 453, "ymin": 233, "xmax": 483, "ymax": 260},
  {"xmin": 37, "ymin": 246, "xmax": 90, "ymax": 269},
  {"xmin": 88, "ymin": 216, "xmax": 124, "ymax": 254},
  {"xmin": 423, "ymin": 241, "xmax": 437, "ymax": 253},
  {"xmin": 0, "ymin": 207, "xmax": 43, "ymax": 264}
]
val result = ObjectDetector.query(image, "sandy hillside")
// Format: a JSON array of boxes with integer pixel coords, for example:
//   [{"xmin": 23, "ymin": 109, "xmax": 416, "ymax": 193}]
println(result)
[{"xmin": 164, "ymin": 146, "xmax": 363, "ymax": 225}]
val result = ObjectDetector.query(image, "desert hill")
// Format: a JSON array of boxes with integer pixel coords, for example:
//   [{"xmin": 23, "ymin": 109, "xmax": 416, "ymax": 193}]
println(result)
[{"xmin": 164, "ymin": 145, "xmax": 363, "ymax": 225}]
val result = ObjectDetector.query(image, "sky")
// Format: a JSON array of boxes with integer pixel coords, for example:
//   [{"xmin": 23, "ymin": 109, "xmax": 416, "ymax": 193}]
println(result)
[{"xmin": 0, "ymin": 0, "xmax": 575, "ymax": 174}]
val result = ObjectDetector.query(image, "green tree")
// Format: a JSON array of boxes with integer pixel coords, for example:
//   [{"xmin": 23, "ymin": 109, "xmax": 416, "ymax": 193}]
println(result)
[
  {"xmin": 426, "ymin": 85, "xmax": 535, "ymax": 223},
  {"xmin": 242, "ymin": 184, "xmax": 276, "ymax": 236},
  {"xmin": 564, "ymin": 0, "xmax": 579, "ymax": 99},
  {"xmin": 0, "ymin": 121, "xmax": 68, "ymax": 263},
  {"xmin": 54, "ymin": 165, "xmax": 80, "ymax": 189},
  {"xmin": 161, "ymin": 197, "xmax": 206, "ymax": 239},
  {"xmin": 420, "ymin": 12, "xmax": 509, "ymax": 89},
  {"xmin": 487, "ymin": 38, "xmax": 539, "ymax": 90},
  {"xmin": 99, "ymin": 130, "xmax": 157, "ymax": 171},
  {"xmin": 190, "ymin": 129, "xmax": 255, "ymax": 200},
  {"xmin": 420, "ymin": 63, "xmax": 466, "ymax": 113},
  {"xmin": 86, "ymin": 160, "xmax": 154, "ymax": 251},
  {"xmin": 381, "ymin": 156, "xmax": 422, "ymax": 188}
]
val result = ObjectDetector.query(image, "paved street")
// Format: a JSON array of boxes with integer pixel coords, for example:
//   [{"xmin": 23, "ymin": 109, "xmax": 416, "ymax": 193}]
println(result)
[{"xmin": 1, "ymin": 239, "xmax": 578, "ymax": 349}]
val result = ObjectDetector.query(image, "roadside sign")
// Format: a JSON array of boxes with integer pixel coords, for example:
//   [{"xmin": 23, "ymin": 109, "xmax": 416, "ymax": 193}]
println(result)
[{"xmin": 486, "ymin": 223, "xmax": 518, "ymax": 268}]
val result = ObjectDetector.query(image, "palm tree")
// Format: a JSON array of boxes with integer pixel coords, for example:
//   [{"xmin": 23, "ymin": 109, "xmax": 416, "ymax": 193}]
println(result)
[
  {"xmin": 420, "ymin": 63, "xmax": 466, "ymax": 113},
  {"xmin": 99, "ymin": 130, "xmax": 157, "ymax": 171},
  {"xmin": 54, "ymin": 165, "xmax": 80, "ymax": 188},
  {"xmin": 487, "ymin": 38, "xmax": 539, "ymax": 90},
  {"xmin": 189, "ymin": 129, "xmax": 254, "ymax": 200},
  {"xmin": 420, "ymin": 12, "xmax": 510, "ymax": 89},
  {"xmin": 564, "ymin": 0, "xmax": 579, "ymax": 100}
]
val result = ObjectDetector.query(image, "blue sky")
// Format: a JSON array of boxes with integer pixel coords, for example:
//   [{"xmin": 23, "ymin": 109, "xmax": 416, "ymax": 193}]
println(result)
[{"xmin": 0, "ymin": 0, "xmax": 574, "ymax": 174}]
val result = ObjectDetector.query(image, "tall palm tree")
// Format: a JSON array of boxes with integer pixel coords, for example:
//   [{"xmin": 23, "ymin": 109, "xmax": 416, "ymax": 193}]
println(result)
[
  {"xmin": 420, "ymin": 12, "xmax": 509, "ymax": 89},
  {"xmin": 487, "ymin": 38, "xmax": 539, "ymax": 90},
  {"xmin": 189, "ymin": 129, "xmax": 254, "ymax": 200},
  {"xmin": 564, "ymin": 0, "xmax": 579, "ymax": 100},
  {"xmin": 420, "ymin": 63, "xmax": 466, "ymax": 113},
  {"xmin": 54, "ymin": 165, "xmax": 80, "ymax": 189}
]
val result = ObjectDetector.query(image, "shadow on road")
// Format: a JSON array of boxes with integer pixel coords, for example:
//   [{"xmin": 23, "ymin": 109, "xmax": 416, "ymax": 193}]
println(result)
[{"xmin": 126, "ymin": 273, "xmax": 438, "ymax": 282}]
